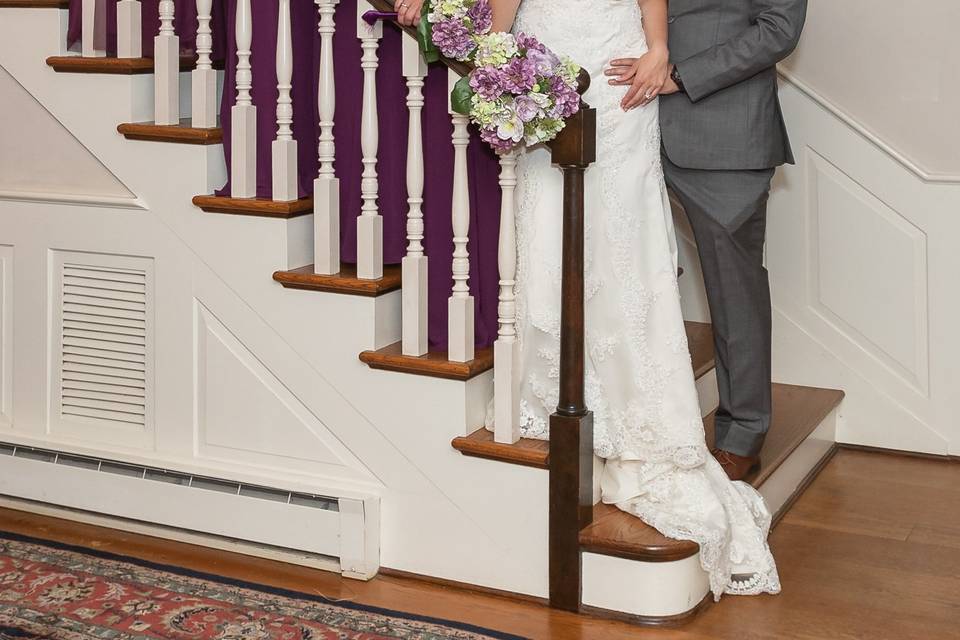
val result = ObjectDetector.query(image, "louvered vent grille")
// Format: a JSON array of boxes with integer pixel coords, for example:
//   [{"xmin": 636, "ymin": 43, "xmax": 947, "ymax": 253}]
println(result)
[{"xmin": 60, "ymin": 264, "xmax": 147, "ymax": 428}]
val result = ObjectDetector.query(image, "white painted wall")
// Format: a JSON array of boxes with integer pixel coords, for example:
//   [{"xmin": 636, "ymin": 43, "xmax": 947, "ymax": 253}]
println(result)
[
  {"xmin": 0, "ymin": 66, "xmax": 134, "ymax": 201},
  {"xmin": 781, "ymin": 0, "xmax": 960, "ymax": 179}
]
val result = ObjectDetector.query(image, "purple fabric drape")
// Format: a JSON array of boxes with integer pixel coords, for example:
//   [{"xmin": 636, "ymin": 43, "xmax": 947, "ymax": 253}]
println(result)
[
  {"xmin": 66, "ymin": 0, "xmax": 224, "ymax": 57},
  {"xmin": 68, "ymin": 0, "xmax": 502, "ymax": 350}
]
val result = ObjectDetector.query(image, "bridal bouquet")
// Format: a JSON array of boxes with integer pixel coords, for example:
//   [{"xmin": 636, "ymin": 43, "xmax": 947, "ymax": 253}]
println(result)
[{"xmin": 421, "ymin": 0, "xmax": 582, "ymax": 153}]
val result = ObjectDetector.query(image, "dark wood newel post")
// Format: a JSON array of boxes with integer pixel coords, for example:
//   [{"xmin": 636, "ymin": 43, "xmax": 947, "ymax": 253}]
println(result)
[{"xmin": 548, "ymin": 107, "xmax": 597, "ymax": 613}]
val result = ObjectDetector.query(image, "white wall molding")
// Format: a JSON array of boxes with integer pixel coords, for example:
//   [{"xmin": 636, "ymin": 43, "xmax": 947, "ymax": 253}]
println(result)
[
  {"xmin": 0, "ymin": 190, "xmax": 146, "ymax": 210},
  {"xmin": 778, "ymin": 69, "xmax": 960, "ymax": 184}
]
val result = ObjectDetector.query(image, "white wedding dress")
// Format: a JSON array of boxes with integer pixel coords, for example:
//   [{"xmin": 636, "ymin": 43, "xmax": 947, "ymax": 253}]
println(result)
[{"xmin": 488, "ymin": 0, "xmax": 781, "ymax": 598}]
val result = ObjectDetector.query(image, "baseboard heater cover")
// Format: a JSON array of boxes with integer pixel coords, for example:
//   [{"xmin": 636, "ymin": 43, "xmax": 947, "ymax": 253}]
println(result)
[{"xmin": 0, "ymin": 442, "xmax": 379, "ymax": 579}]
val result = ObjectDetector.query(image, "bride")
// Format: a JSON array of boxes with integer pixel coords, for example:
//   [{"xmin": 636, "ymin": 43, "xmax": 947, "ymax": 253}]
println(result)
[{"xmin": 398, "ymin": 0, "xmax": 780, "ymax": 598}]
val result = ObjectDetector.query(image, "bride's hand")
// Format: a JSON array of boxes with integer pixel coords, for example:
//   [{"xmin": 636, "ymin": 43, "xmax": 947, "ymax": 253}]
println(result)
[
  {"xmin": 394, "ymin": 0, "xmax": 423, "ymax": 26},
  {"xmin": 606, "ymin": 46, "xmax": 670, "ymax": 111}
]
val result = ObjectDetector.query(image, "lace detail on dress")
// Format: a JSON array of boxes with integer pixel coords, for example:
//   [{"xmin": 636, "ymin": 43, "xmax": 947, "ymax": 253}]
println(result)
[{"xmin": 491, "ymin": 0, "xmax": 781, "ymax": 599}]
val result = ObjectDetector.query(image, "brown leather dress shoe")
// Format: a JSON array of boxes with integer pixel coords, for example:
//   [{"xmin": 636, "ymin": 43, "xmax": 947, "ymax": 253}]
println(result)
[{"xmin": 711, "ymin": 448, "xmax": 760, "ymax": 481}]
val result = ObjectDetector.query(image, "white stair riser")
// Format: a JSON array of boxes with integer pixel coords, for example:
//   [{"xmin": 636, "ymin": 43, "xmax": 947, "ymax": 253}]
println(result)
[
  {"xmin": 696, "ymin": 367, "xmax": 719, "ymax": 418},
  {"xmin": 582, "ymin": 551, "xmax": 710, "ymax": 618},
  {"xmin": 759, "ymin": 408, "xmax": 838, "ymax": 518},
  {"xmin": 583, "ymin": 405, "xmax": 839, "ymax": 619}
]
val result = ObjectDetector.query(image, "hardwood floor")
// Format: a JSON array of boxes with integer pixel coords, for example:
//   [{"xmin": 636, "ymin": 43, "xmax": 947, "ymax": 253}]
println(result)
[{"xmin": 1, "ymin": 448, "xmax": 957, "ymax": 639}]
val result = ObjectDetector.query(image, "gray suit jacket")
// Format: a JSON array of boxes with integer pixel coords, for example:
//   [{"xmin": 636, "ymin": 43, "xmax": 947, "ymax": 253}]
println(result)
[{"xmin": 660, "ymin": 0, "xmax": 807, "ymax": 170}]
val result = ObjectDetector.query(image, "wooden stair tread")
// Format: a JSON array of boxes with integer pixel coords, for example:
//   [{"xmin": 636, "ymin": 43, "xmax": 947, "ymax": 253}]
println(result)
[
  {"xmin": 450, "ymin": 322, "xmax": 715, "ymax": 467},
  {"xmin": 118, "ymin": 120, "xmax": 221, "ymax": 145},
  {"xmin": 192, "ymin": 194, "xmax": 313, "ymax": 218},
  {"xmin": 46, "ymin": 55, "xmax": 196, "ymax": 74},
  {"xmin": 452, "ymin": 429, "xmax": 550, "ymax": 469},
  {"xmin": 359, "ymin": 343, "xmax": 493, "ymax": 381},
  {"xmin": 579, "ymin": 383, "xmax": 844, "ymax": 562},
  {"xmin": 0, "ymin": 1, "xmax": 68, "ymax": 7},
  {"xmin": 273, "ymin": 264, "xmax": 401, "ymax": 297}
]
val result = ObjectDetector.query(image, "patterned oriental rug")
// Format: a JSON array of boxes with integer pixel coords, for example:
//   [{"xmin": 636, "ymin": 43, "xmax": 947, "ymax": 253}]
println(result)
[{"xmin": 0, "ymin": 530, "xmax": 525, "ymax": 640}]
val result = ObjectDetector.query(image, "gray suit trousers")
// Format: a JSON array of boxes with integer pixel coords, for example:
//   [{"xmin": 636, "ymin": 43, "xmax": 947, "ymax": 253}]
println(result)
[{"xmin": 662, "ymin": 155, "xmax": 775, "ymax": 458}]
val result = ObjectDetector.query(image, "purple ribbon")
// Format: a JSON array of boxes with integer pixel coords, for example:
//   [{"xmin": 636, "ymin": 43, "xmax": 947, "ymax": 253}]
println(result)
[{"xmin": 362, "ymin": 10, "xmax": 398, "ymax": 25}]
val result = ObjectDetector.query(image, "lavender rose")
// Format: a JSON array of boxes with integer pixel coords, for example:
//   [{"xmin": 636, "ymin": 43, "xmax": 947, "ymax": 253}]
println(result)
[{"xmin": 514, "ymin": 95, "xmax": 541, "ymax": 122}]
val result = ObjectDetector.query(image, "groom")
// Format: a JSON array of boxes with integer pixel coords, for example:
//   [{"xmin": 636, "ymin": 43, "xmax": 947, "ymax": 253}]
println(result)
[{"xmin": 612, "ymin": 0, "xmax": 808, "ymax": 480}]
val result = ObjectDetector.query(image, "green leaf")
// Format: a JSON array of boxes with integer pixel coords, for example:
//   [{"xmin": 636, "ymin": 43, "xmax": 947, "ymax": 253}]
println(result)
[
  {"xmin": 450, "ymin": 75, "xmax": 474, "ymax": 116},
  {"xmin": 416, "ymin": 2, "xmax": 440, "ymax": 63}
]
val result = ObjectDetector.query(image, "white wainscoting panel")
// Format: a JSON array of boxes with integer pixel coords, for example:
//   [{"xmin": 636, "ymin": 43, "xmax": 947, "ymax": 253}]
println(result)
[
  {"xmin": 47, "ymin": 250, "xmax": 155, "ymax": 449},
  {"xmin": 0, "ymin": 246, "xmax": 12, "ymax": 428},
  {"xmin": 768, "ymin": 78, "xmax": 960, "ymax": 455},
  {"xmin": 806, "ymin": 150, "xmax": 929, "ymax": 393},
  {"xmin": 194, "ymin": 301, "xmax": 375, "ymax": 485}
]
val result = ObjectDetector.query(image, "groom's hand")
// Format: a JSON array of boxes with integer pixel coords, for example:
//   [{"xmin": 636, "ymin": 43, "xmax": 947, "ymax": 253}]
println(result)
[{"xmin": 606, "ymin": 54, "xmax": 676, "ymax": 110}]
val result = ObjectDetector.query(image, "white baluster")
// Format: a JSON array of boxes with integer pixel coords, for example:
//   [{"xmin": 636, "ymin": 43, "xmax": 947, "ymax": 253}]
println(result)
[
  {"xmin": 192, "ymin": 0, "xmax": 217, "ymax": 128},
  {"xmin": 154, "ymin": 0, "xmax": 179, "ymax": 125},
  {"xmin": 231, "ymin": 0, "xmax": 257, "ymax": 198},
  {"xmin": 117, "ymin": 1, "xmax": 142, "ymax": 58},
  {"xmin": 272, "ymin": 0, "xmax": 297, "ymax": 201},
  {"xmin": 401, "ymin": 34, "xmax": 429, "ymax": 356},
  {"xmin": 314, "ymin": 0, "xmax": 340, "ymax": 274},
  {"xmin": 447, "ymin": 69, "xmax": 474, "ymax": 362},
  {"xmin": 356, "ymin": 1, "xmax": 383, "ymax": 280},
  {"xmin": 494, "ymin": 152, "xmax": 520, "ymax": 443},
  {"xmin": 81, "ymin": 0, "xmax": 106, "ymax": 58}
]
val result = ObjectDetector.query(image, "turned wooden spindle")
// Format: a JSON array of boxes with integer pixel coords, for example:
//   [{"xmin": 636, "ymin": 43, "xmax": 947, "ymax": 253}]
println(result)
[
  {"xmin": 272, "ymin": 0, "xmax": 298, "ymax": 202},
  {"xmin": 401, "ymin": 33, "xmax": 429, "ymax": 356},
  {"xmin": 447, "ymin": 68, "xmax": 474, "ymax": 363},
  {"xmin": 192, "ymin": 0, "xmax": 217, "ymax": 128},
  {"xmin": 81, "ymin": 0, "xmax": 107, "ymax": 58},
  {"xmin": 355, "ymin": 0, "xmax": 384, "ymax": 280},
  {"xmin": 116, "ymin": 0, "xmax": 141, "ymax": 58},
  {"xmin": 154, "ymin": 0, "xmax": 179, "ymax": 125},
  {"xmin": 231, "ymin": 0, "xmax": 257, "ymax": 198},
  {"xmin": 314, "ymin": 0, "xmax": 340, "ymax": 274},
  {"xmin": 494, "ymin": 151, "xmax": 520, "ymax": 443}
]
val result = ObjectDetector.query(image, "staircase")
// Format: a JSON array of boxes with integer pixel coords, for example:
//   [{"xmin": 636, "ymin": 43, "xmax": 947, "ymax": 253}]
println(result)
[{"xmin": 0, "ymin": 0, "xmax": 845, "ymax": 626}]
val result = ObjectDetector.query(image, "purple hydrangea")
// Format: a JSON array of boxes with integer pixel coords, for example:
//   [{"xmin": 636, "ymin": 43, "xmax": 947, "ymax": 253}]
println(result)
[
  {"xmin": 466, "ymin": 0, "xmax": 493, "ymax": 34},
  {"xmin": 432, "ymin": 18, "xmax": 474, "ymax": 60},
  {"xmin": 515, "ymin": 32, "xmax": 545, "ymax": 53},
  {"xmin": 525, "ymin": 47, "xmax": 561, "ymax": 76},
  {"xmin": 502, "ymin": 56, "xmax": 537, "ymax": 93},
  {"xmin": 480, "ymin": 126, "xmax": 515, "ymax": 153},
  {"xmin": 550, "ymin": 80, "xmax": 581, "ymax": 119},
  {"xmin": 469, "ymin": 66, "xmax": 505, "ymax": 101}
]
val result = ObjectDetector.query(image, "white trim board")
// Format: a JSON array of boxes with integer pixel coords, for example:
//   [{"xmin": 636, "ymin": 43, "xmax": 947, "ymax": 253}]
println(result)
[{"xmin": 777, "ymin": 69, "xmax": 960, "ymax": 184}]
